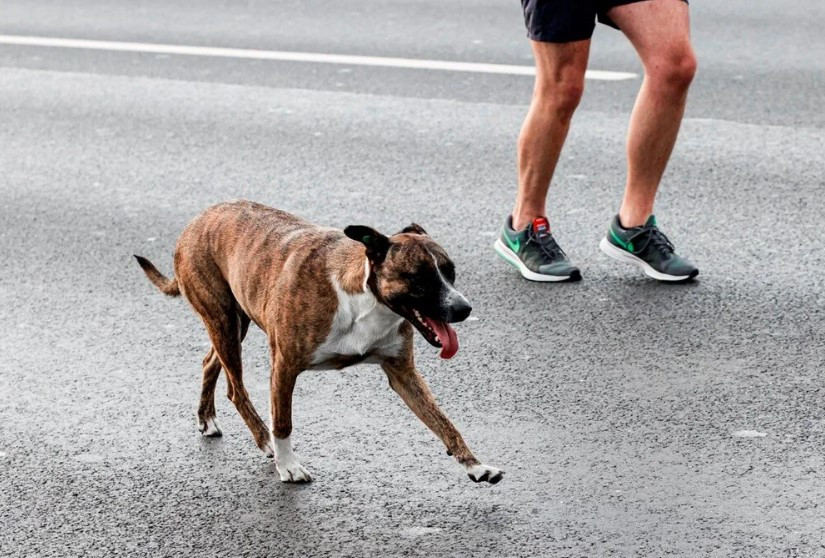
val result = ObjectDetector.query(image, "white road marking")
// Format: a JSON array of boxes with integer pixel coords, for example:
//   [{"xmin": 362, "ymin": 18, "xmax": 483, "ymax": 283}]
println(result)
[
  {"xmin": 0, "ymin": 35, "xmax": 638, "ymax": 81},
  {"xmin": 74, "ymin": 453, "xmax": 104, "ymax": 463},
  {"xmin": 400, "ymin": 526, "xmax": 444, "ymax": 538},
  {"xmin": 732, "ymin": 430, "xmax": 767, "ymax": 438}
]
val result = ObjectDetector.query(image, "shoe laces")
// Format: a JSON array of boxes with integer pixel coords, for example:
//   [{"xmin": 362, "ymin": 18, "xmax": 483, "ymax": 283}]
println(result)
[
  {"xmin": 626, "ymin": 225, "xmax": 674, "ymax": 256},
  {"xmin": 526, "ymin": 228, "xmax": 566, "ymax": 261}
]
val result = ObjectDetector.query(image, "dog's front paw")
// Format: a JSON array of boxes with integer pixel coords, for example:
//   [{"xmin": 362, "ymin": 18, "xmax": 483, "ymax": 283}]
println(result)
[
  {"xmin": 198, "ymin": 418, "xmax": 222, "ymax": 437},
  {"xmin": 276, "ymin": 458, "xmax": 312, "ymax": 483},
  {"xmin": 466, "ymin": 463, "xmax": 504, "ymax": 484}
]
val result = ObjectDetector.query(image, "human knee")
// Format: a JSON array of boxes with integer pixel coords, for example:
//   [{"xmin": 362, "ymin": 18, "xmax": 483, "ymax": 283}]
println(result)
[
  {"xmin": 533, "ymin": 78, "xmax": 585, "ymax": 119},
  {"xmin": 647, "ymin": 46, "xmax": 697, "ymax": 92}
]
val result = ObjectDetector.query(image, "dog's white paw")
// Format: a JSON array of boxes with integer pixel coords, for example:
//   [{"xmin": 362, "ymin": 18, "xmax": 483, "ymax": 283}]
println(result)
[
  {"xmin": 197, "ymin": 418, "xmax": 222, "ymax": 437},
  {"xmin": 270, "ymin": 435, "xmax": 312, "ymax": 482},
  {"xmin": 276, "ymin": 458, "xmax": 312, "ymax": 483},
  {"xmin": 466, "ymin": 463, "xmax": 504, "ymax": 484}
]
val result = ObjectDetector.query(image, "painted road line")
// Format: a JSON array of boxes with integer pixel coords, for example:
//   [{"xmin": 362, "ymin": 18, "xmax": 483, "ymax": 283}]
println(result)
[{"xmin": 0, "ymin": 35, "xmax": 638, "ymax": 81}]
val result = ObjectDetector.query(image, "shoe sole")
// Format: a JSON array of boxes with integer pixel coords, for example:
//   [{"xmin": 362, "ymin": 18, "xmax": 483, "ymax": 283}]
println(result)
[
  {"xmin": 599, "ymin": 238, "xmax": 698, "ymax": 282},
  {"xmin": 493, "ymin": 239, "xmax": 581, "ymax": 282}
]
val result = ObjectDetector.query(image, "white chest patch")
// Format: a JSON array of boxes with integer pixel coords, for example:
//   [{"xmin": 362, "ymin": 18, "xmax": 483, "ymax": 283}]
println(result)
[{"xmin": 309, "ymin": 273, "xmax": 404, "ymax": 369}]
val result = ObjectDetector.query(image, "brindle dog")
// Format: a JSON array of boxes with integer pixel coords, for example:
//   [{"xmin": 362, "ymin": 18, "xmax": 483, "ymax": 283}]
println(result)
[{"xmin": 136, "ymin": 200, "xmax": 503, "ymax": 484}]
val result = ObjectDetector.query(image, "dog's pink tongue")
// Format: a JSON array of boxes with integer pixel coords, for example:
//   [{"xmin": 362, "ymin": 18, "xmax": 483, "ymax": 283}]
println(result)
[{"xmin": 424, "ymin": 317, "xmax": 459, "ymax": 359}]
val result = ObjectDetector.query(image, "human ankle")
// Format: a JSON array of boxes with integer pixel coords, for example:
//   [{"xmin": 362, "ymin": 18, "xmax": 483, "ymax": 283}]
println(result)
[
  {"xmin": 617, "ymin": 207, "xmax": 651, "ymax": 229},
  {"xmin": 512, "ymin": 212, "xmax": 545, "ymax": 231}
]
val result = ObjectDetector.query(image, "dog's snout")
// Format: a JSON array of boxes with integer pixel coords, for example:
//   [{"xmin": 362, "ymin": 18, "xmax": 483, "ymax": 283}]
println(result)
[{"xmin": 448, "ymin": 297, "xmax": 472, "ymax": 323}]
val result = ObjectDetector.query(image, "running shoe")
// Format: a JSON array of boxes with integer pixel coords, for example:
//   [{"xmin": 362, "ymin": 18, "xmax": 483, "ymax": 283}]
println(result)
[
  {"xmin": 494, "ymin": 216, "xmax": 581, "ymax": 282},
  {"xmin": 599, "ymin": 214, "xmax": 698, "ymax": 281}
]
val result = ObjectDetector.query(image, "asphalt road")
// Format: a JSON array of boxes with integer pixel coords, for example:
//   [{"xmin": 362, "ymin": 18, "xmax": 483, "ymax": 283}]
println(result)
[{"xmin": 1, "ymin": 1, "xmax": 824, "ymax": 557}]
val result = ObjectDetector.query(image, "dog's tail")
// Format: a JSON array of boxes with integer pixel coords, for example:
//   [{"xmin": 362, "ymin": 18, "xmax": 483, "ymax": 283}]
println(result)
[{"xmin": 134, "ymin": 255, "xmax": 181, "ymax": 297}]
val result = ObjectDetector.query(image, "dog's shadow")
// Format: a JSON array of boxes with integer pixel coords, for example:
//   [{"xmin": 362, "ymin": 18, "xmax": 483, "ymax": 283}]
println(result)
[{"xmin": 242, "ymin": 462, "xmax": 516, "ymax": 554}]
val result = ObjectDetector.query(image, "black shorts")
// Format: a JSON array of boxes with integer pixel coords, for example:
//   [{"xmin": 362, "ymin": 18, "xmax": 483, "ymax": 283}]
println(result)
[{"xmin": 521, "ymin": 0, "xmax": 687, "ymax": 43}]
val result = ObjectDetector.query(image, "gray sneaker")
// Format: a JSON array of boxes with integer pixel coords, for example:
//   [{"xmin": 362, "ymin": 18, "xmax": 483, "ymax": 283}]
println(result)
[
  {"xmin": 494, "ymin": 216, "xmax": 581, "ymax": 282},
  {"xmin": 599, "ymin": 214, "xmax": 698, "ymax": 281}
]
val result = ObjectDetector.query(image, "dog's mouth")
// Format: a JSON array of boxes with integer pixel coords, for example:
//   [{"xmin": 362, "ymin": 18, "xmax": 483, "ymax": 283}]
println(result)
[{"xmin": 407, "ymin": 308, "xmax": 459, "ymax": 359}]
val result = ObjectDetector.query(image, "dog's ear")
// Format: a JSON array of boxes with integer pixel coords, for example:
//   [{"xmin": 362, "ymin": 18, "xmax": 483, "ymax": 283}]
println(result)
[
  {"xmin": 344, "ymin": 225, "xmax": 391, "ymax": 264},
  {"xmin": 398, "ymin": 223, "xmax": 428, "ymax": 235}
]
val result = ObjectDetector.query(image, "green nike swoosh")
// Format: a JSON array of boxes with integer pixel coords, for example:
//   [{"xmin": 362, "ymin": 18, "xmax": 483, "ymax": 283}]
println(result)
[
  {"xmin": 609, "ymin": 229, "xmax": 634, "ymax": 253},
  {"xmin": 504, "ymin": 234, "xmax": 520, "ymax": 253}
]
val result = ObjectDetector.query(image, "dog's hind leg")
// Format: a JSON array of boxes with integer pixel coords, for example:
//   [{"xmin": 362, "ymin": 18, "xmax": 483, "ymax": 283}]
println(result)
[
  {"xmin": 197, "ymin": 313, "xmax": 251, "ymax": 438},
  {"xmin": 197, "ymin": 347, "xmax": 223, "ymax": 437},
  {"xmin": 381, "ymin": 357, "xmax": 504, "ymax": 485},
  {"xmin": 199, "ymin": 308, "xmax": 271, "ymax": 457}
]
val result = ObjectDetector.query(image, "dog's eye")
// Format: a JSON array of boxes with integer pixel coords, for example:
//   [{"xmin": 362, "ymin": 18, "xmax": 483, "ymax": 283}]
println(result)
[{"xmin": 410, "ymin": 282, "xmax": 428, "ymax": 296}]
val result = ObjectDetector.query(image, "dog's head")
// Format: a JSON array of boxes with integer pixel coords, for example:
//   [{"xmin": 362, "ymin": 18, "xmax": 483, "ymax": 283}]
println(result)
[{"xmin": 345, "ymin": 223, "xmax": 471, "ymax": 359}]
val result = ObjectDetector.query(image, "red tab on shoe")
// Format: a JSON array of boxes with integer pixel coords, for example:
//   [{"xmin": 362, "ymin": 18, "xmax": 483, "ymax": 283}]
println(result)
[{"xmin": 532, "ymin": 217, "xmax": 551, "ymax": 238}]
